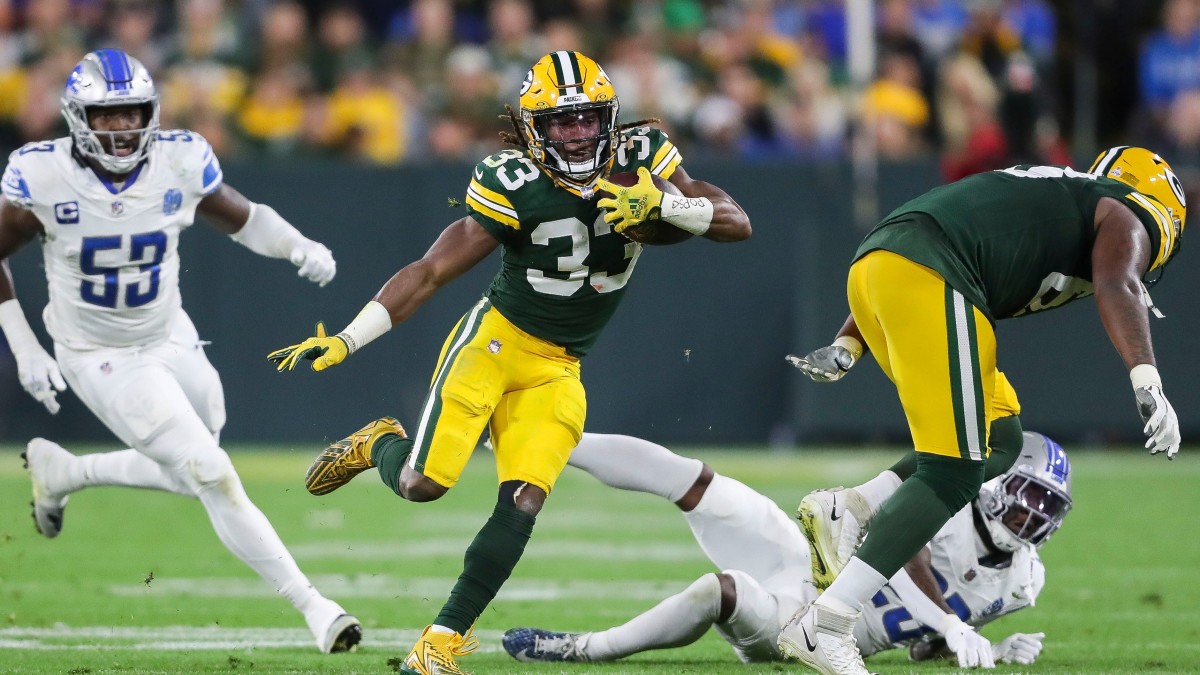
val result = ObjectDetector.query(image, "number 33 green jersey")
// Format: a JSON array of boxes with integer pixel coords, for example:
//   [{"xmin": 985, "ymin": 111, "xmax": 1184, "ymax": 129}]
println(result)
[{"xmin": 465, "ymin": 127, "xmax": 682, "ymax": 356}]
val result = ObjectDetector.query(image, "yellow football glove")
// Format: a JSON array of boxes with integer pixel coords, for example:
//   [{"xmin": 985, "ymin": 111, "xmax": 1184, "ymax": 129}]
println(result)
[
  {"xmin": 266, "ymin": 322, "xmax": 349, "ymax": 372},
  {"xmin": 596, "ymin": 167, "xmax": 664, "ymax": 233}
]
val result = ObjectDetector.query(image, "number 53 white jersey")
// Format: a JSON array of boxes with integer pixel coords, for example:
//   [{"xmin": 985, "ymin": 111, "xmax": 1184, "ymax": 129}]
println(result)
[{"xmin": 2, "ymin": 131, "xmax": 222, "ymax": 350}]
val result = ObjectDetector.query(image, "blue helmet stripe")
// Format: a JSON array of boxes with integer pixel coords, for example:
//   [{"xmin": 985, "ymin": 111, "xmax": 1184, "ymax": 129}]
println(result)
[
  {"xmin": 1043, "ymin": 436, "xmax": 1070, "ymax": 484},
  {"xmin": 96, "ymin": 49, "xmax": 132, "ymax": 90}
]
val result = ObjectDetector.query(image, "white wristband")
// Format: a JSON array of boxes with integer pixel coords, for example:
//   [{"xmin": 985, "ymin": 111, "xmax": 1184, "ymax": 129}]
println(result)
[
  {"xmin": 1130, "ymin": 363, "xmax": 1162, "ymax": 390},
  {"xmin": 0, "ymin": 298, "xmax": 43, "ymax": 355},
  {"xmin": 833, "ymin": 335, "xmax": 864, "ymax": 360},
  {"xmin": 336, "ymin": 301, "xmax": 392, "ymax": 354},
  {"xmin": 658, "ymin": 195, "xmax": 713, "ymax": 235}
]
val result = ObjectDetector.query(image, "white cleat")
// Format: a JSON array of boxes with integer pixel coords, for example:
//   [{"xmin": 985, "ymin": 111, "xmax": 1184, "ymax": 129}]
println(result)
[
  {"xmin": 306, "ymin": 599, "xmax": 363, "ymax": 653},
  {"xmin": 797, "ymin": 487, "xmax": 873, "ymax": 590},
  {"xmin": 778, "ymin": 604, "xmax": 876, "ymax": 675},
  {"xmin": 22, "ymin": 438, "xmax": 73, "ymax": 538}
]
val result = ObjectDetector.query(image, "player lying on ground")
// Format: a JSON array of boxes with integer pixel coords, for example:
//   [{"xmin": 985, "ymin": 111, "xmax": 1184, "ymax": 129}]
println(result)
[{"xmin": 502, "ymin": 431, "xmax": 1066, "ymax": 667}]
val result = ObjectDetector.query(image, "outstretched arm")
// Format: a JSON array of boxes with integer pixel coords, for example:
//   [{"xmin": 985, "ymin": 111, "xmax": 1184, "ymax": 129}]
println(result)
[
  {"xmin": 889, "ymin": 548, "xmax": 995, "ymax": 669},
  {"xmin": 1092, "ymin": 197, "xmax": 1180, "ymax": 458},
  {"xmin": 787, "ymin": 314, "xmax": 867, "ymax": 381},
  {"xmin": 198, "ymin": 183, "xmax": 337, "ymax": 287},
  {"xmin": 269, "ymin": 216, "xmax": 499, "ymax": 371}
]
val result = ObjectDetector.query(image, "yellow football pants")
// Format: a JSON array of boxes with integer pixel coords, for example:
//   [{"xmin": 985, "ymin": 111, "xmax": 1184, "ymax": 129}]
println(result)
[
  {"xmin": 408, "ymin": 297, "xmax": 586, "ymax": 492},
  {"xmin": 848, "ymin": 250, "xmax": 1004, "ymax": 460}
]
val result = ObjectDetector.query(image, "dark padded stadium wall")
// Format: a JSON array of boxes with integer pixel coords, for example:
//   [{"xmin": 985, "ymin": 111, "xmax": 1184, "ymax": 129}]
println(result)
[{"xmin": 3, "ymin": 160, "xmax": 1196, "ymax": 447}]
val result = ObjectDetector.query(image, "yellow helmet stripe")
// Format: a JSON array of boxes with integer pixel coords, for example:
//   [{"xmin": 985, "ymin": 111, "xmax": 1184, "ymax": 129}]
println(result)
[
  {"xmin": 652, "ymin": 142, "xmax": 682, "ymax": 178},
  {"xmin": 1126, "ymin": 192, "xmax": 1173, "ymax": 268},
  {"xmin": 1089, "ymin": 145, "xmax": 1130, "ymax": 176}
]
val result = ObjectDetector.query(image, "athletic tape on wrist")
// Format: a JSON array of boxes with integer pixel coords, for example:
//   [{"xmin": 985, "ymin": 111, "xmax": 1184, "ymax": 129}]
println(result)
[
  {"xmin": 659, "ymin": 195, "xmax": 713, "ymax": 235},
  {"xmin": 1129, "ymin": 363, "xmax": 1162, "ymax": 390},
  {"xmin": 338, "ymin": 301, "xmax": 392, "ymax": 354}
]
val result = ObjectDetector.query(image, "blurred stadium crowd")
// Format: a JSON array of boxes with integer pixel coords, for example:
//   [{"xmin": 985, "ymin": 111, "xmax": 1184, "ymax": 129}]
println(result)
[{"xmin": 1, "ymin": 0, "xmax": 1197, "ymax": 175}]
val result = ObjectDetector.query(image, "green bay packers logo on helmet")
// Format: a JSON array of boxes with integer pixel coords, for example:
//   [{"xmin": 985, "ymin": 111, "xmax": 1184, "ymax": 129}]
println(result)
[
  {"xmin": 1090, "ymin": 146, "xmax": 1187, "ymax": 269},
  {"xmin": 519, "ymin": 51, "xmax": 620, "ymax": 188}
]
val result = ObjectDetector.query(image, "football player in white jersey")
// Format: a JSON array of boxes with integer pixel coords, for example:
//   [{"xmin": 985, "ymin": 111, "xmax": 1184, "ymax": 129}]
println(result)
[
  {"xmin": 500, "ymin": 431, "xmax": 1065, "ymax": 667},
  {"xmin": 0, "ymin": 49, "xmax": 359, "ymax": 653}
]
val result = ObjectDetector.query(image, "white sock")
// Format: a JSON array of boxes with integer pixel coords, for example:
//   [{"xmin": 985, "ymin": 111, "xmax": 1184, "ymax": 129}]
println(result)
[
  {"xmin": 684, "ymin": 473, "xmax": 801, "ymax": 579},
  {"xmin": 430, "ymin": 625, "xmax": 456, "ymax": 635},
  {"xmin": 69, "ymin": 449, "xmax": 192, "ymax": 496},
  {"xmin": 816, "ymin": 557, "xmax": 888, "ymax": 615},
  {"xmin": 852, "ymin": 470, "xmax": 902, "ymax": 515},
  {"xmin": 194, "ymin": 474, "xmax": 323, "ymax": 614},
  {"xmin": 583, "ymin": 573, "xmax": 720, "ymax": 660},
  {"xmin": 569, "ymin": 433, "xmax": 703, "ymax": 502}
]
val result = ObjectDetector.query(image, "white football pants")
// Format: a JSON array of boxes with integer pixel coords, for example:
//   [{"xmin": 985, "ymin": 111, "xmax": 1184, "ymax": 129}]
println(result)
[{"xmin": 52, "ymin": 311, "xmax": 325, "ymax": 615}]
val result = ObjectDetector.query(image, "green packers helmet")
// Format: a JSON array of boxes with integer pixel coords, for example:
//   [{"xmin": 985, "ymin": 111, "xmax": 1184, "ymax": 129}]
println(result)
[
  {"xmin": 519, "ymin": 51, "xmax": 619, "ymax": 188},
  {"xmin": 1090, "ymin": 146, "xmax": 1186, "ymax": 268}
]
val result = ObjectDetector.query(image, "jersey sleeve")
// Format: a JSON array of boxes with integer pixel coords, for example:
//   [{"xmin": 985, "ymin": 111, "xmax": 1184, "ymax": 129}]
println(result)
[
  {"xmin": 1086, "ymin": 178, "xmax": 1175, "ymax": 271},
  {"xmin": 1122, "ymin": 191, "xmax": 1177, "ymax": 271},
  {"xmin": 2, "ymin": 148, "xmax": 36, "ymax": 209},
  {"xmin": 615, "ymin": 127, "xmax": 683, "ymax": 178},
  {"xmin": 465, "ymin": 156, "xmax": 521, "ymax": 241},
  {"xmin": 159, "ymin": 130, "xmax": 223, "ymax": 199}
]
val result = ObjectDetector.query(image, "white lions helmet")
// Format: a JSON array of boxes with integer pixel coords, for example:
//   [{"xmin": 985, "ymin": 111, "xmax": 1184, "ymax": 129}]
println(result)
[
  {"xmin": 61, "ymin": 49, "xmax": 160, "ymax": 174},
  {"xmin": 978, "ymin": 432, "xmax": 1073, "ymax": 552}
]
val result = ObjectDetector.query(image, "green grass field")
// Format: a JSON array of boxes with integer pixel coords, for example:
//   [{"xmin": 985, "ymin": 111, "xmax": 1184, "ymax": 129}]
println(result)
[{"xmin": 1, "ymin": 444, "xmax": 1198, "ymax": 674}]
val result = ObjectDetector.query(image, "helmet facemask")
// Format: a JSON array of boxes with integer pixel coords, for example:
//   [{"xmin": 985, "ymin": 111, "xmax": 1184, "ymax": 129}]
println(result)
[
  {"xmin": 979, "ymin": 433, "xmax": 1073, "ymax": 551},
  {"xmin": 61, "ymin": 49, "xmax": 161, "ymax": 175},
  {"xmin": 524, "ymin": 100, "xmax": 618, "ymax": 186}
]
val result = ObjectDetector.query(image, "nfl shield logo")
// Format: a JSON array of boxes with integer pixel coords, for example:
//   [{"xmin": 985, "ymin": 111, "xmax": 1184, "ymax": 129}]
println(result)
[
  {"xmin": 111, "ymin": 200, "xmax": 124, "ymax": 216},
  {"xmin": 487, "ymin": 339, "xmax": 502, "ymax": 354},
  {"xmin": 163, "ymin": 188, "xmax": 182, "ymax": 215},
  {"xmin": 100, "ymin": 362, "xmax": 112, "ymax": 374}
]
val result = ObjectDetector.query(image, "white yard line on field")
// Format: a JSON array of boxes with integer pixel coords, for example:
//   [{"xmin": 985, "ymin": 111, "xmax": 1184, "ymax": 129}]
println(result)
[
  {"xmin": 0, "ymin": 625, "xmax": 504, "ymax": 651},
  {"xmin": 102, "ymin": 575, "xmax": 696, "ymax": 600}
]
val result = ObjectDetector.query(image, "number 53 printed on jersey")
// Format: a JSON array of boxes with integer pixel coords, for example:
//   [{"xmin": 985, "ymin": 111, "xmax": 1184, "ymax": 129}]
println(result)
[{"xmin": 79, "ymin": 231, "xmax": 167, "ymax": 308}]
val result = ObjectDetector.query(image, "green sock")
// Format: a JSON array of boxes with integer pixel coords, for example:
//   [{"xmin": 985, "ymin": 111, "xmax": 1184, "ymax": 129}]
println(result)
[
  {"xmin": 984, "ymin": 414, "xmax": 1023, "ymax": 481},
  {"xmin": 434, "ymin": 503, "xmax": 535, "ymax": 634},
  {"xmin": 857, "ymin": 454, "xmax": 984, "ymax": 577},
  {"xmin": 888, "ymin": 414, "xmax": 1024, "ymax": 482},
  {"xmin": 370, "ymin": 434, "xmax": 413, "ymax": 496}
]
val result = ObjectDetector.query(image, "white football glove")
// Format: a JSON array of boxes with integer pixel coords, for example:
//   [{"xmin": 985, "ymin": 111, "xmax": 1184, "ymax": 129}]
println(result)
[
  {"xmin": 992, "ymin": 632, "xmax": 1044, "ymax": 665},
  {"xmin": 786, "ymin": 341, "xmax": 859, "ymax": 382},
  {"xmin": 1135, "ymin": 385, "xmax": 1180, "ymax": 459},
  {"xmin": 943, "ymin": 616, "xmax": 995, "ymax": 669},
  {"xmin": 14, "ymin": 342, "xmax": 68, "ymax": 414},
  {"xmin": 290, "ymin": 241, "xmax": 336, "ymax": 287}
]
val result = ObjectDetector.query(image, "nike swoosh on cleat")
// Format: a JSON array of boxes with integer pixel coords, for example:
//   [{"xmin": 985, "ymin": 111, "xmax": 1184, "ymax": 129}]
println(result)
[
  {"xmin": 802, "ymin": 625, "xmax": 818, "ymax": 652},
  {"xmin": 830, "ymin": 494, "xmax": 841, "ymax": 521}
]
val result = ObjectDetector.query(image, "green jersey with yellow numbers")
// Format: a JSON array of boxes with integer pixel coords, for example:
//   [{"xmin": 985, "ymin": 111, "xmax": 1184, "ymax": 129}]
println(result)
[
  {"xmin": 855, "ymin": 165, "xmax": 1176, "ymax": 321},
  {"xmin": 465, "ymin": 126, "xmax": 683, "ymax": 356}
]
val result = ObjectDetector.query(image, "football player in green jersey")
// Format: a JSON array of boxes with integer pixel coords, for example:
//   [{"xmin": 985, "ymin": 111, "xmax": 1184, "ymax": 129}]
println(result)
[
  {"xmin": 777, "ymin": 147, "xmax": 1185, "ymax": 675},
  {"xmin": 267, "ymin": 50, "xmax": 751, "ymax": 674}
]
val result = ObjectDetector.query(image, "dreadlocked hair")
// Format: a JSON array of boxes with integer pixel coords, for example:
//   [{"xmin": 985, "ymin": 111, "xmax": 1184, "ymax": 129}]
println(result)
[{"xmin": 497, "ymin": 104, "xmax": 662, "ymax": 148}]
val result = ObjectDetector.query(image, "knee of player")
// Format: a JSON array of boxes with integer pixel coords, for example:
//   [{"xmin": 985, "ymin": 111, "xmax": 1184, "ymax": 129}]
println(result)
[
  {"xmin": 187, "ymin": 448, "xmax": 237, "ymax": 491},
  {"xmin": 397, "ymin": 472, "xmax": 447, "ymax": 502},
  {"xmin": 501, "ymin": 480, "xmax": 547, "ymax": 517},
  {"xmin": 715, "ymin": 572, "xmax": 738, "ymax": 623}
]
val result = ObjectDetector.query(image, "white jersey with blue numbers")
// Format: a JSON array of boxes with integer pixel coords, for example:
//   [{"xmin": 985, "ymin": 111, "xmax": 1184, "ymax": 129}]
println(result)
[
  {"xmin": 1, "ymin": 131, "xmax": 222, "ymax": 349},
  {"xmin": 854, "ymin": 507, "xmax": 1045, "ymax": 657}
]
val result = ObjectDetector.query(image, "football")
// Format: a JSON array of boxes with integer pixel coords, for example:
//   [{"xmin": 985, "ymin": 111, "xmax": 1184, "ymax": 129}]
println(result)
[{"xmin": 597, "ymin": 171, "xmax": 694, "ymax": 246}]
